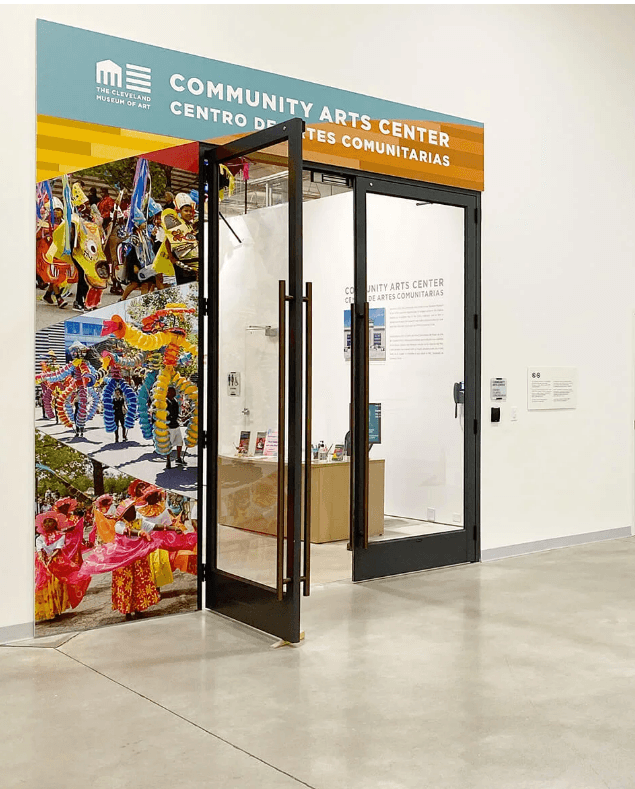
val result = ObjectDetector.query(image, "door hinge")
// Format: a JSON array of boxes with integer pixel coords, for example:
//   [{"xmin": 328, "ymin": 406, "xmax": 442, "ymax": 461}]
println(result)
[
  {"xmin": 201, "ymin": 563, "xmax": 206, "ymax": 582},
  {"xmin": 474, "ymin": 207, "xmax": 479, "ymax": 223},
  {"xmin": 473, "ymin": 419, "xmax": 478, "ymax": 435},
  {"xmin": 202, "ymin": 297, "xmax": 209, "ymax": 316},
  {"xmin": 202, "ymin": 430, "xmax": 207, "ymax": 448},
  {"xmin": 473, "ymin": 524, "xmax": 479, "ymax": 541},
  {"xmin": 474, "ymin": 314, "xmax": 479, "ymax": 330}
]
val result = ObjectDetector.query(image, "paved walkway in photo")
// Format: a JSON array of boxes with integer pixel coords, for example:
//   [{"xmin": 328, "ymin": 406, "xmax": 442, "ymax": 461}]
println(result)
[{"xmin": 36, "ymin": 411, "xmax": 198, "ymax": 496}]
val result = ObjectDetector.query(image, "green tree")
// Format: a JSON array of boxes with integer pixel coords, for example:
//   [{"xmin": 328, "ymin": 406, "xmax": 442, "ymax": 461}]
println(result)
[
  {"xmin": 126, "ymin": 284, "xmax": 197, "ymax": 328},
  {"xmin": 79, "ymin": 160, "xmax": 170, "ymax": 198},
  {"xmin": 35, "ymin": 432, "xmax": 93, "ymax": 500},
  {"xmin": 104, "ymin": 473, "xmax": 134, "ymax": 497},
  {"xmin": 35, "ymin": 432, "xmax": 136, "ymax": 502}
]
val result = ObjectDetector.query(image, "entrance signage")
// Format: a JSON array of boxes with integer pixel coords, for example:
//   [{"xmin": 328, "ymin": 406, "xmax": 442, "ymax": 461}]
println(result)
[
  {"xmin": 490, "ymin": 378, "xmax": 507, "ymax": 402},
  {"xmin": 37, "ymin": 20, "xmax": 484, "ymax": 191}
]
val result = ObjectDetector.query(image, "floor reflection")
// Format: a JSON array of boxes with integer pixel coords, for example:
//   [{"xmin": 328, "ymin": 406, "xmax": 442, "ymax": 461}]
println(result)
[{"xmin": 217, "ymin": 517, "xmax": 463, "ymax": 585}]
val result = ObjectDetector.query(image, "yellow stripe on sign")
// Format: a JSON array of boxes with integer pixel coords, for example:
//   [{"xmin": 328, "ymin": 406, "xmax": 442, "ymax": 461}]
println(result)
[
  {"xmin": 37, "ymin": 121, "xmax": 129, "ymax": 148},
  {"xmin": 38, "ymin": 115, "xmax": 124, "ymax": 137},
  {"xmin": 36, "ymin": 115, "xmax": 191, "ymax": 183},
  {"xmin": 37, "ymin": 147, "xmax": 110, "ymax": 172},
  {"xmin": 119, "ymin": 128, "xmax": 188, "ymax": 145},
  {"xmin": 37, "ymin": 135, "xmax": 93, "ymax": 156},
  {"xmin": 90, "ymin": 138, "xmax": 186, "ymax": 160}
]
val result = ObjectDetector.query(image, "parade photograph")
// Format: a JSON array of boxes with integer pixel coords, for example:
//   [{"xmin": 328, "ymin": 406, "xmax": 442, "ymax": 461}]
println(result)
[
  {"xmin": 35, "ymin": 284, "xmax": 199, "ymax": 495},
  {"xmin": 35, "ymin": 145, "xmax": 199, "ymax": 332},
  {"xmin": 35, "ymin": 431, "xmax": 198, "ymax": 636}
]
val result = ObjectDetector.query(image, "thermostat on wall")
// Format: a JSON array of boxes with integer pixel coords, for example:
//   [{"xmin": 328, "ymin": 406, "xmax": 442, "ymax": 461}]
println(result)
[{"xmin": 490, "ymin": 378, "xmax": 507, "ymax": 402}]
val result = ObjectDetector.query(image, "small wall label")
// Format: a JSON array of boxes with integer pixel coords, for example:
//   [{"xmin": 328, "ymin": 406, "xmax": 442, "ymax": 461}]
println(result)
[{"xmin": 527, "ymin": 367, "xmax": 577, "ymax": 410}]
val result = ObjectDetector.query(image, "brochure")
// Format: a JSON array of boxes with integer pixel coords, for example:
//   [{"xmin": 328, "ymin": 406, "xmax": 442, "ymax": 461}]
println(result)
[
  {"xmin": 254, "ymin": 431, "xmax": 267, "ymax": 456},
  {"xmin": 237, "ymin": 430, "xmax": 250, "ymax": 455},
  {"xmin": 332, "ymin": 444, "xmax": 345, "ymax": 461},
  {"xmin": 263, "ymin": 429, "xmax": 278, "ymax": 457}
]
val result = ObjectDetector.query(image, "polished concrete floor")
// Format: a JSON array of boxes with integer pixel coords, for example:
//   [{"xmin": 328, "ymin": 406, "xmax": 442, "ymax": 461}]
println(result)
[{"xmin": 3, "ymin": 536, "xmax": 635, "ymax": 788}]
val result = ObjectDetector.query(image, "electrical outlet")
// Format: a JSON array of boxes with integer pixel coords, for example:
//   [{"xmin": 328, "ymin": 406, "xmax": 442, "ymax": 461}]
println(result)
[
  {"xmin": 511, "ymin": 406, "xmax": 518, "ymax": 422},
  {"xmin": 452, "ymin": 513, "xmax": 462, "ymax": 524},
  {"xmin": 427, "ymin": 507, "xmax": 436, "ymax": 522}
]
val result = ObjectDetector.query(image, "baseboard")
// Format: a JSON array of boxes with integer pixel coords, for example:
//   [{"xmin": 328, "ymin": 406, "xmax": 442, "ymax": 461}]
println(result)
[
  {"xmin": 0, "ymin": 622, "xmax": 34, "ymax": 644},
  {"xmin": 481, "ymin": 526, "xmax": 632, "ymax": 563}
]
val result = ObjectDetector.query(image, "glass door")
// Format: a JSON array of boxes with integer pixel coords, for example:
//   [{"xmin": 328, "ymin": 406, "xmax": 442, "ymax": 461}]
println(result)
[
  {"xmin": 201, "ymin": 119, "xmax": 308, "ymax": 643},
  {"xmin": 351, "ymin": 177, "xmax": 480, "ymax": 581}
]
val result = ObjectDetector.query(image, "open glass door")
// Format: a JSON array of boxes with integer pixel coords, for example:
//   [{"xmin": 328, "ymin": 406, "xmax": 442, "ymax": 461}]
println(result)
[
  {"xmin": 201, "ymin": 119, "xmax": 307, "ymax": 643},
  {"xmin": 352, "ymin": 177, "xmax": 480, "ymax": 581}
]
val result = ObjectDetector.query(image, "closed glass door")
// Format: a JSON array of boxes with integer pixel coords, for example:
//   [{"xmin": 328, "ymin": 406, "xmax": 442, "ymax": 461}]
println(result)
[{"xmin": 351, "ymin": 178, "xmax": 479, "ymax": 581}]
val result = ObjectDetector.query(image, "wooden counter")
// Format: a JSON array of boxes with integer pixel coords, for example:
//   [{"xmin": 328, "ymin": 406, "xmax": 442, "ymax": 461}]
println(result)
[{"xmin": 218, "ymin": 455, "xmax": 385, "ymax": 543}]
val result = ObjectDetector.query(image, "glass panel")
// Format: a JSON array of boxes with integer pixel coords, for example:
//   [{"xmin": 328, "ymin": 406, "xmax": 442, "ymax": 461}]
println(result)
[
  {"xmin": 216, "ymin": 162, "xmax": 355, "ymax": 588},
  {"xmin": 216, "ymin": 142, "xmax": 290, "ymax": 588},
  {"xmin": 365, "ymin": 193, "xmax": 465, "ymax": 541},
  {"xmin": 303, "ymin": 174, "xmax": 353, "ymax": 582}
]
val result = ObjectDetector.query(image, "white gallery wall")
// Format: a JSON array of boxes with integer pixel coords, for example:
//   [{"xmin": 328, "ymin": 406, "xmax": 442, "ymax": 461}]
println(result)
[
  {"xmin": 219, "ymin": 193, "xmax": 464, "ymax": 526},
  {"xmin": 218, "ymin": 209, "xmax": 288, "ymax": 457},
  {"xmin": 2, "ymin": 5, "xmax": 635, "ymax": 636}
]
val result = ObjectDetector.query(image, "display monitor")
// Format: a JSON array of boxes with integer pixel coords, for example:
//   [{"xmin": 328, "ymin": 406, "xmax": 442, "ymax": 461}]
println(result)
[{"xmin": 368, "ymin": 403, "xmax": 381, "ymax": 445}]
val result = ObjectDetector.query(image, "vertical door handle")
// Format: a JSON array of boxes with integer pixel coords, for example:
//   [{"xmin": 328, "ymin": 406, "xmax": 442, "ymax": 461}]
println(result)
[
  {"xmin": 349, "ymin": 302, "xmax": 355, "ymax": 552},
  {"xmin": 363, "ymin": 302, "xmax": 370, "ymax": 549},
  {"xmin": 303, "ymin": 282, "xmax": 312, "ymax": 595},
  {"xmin": 277, "ymin": 280, "xmax": 287, "ymax": 601}
]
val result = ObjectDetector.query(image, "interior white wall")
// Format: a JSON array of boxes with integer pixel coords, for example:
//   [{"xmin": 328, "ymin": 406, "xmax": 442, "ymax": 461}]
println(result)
[
  {"xmin": 3, "ymin": 5, "xmax": 635, "ymax": 632},
  {"xmin": 365, "ymin": 195, "xmax": 464, "ymax": 524},
  {"xmin": 218, "ymin": 208, "xmax": 288, "ymax": 457},
  {"xmin": 220, "ymin": 193, "xmax": 464, "ymax": 525}
]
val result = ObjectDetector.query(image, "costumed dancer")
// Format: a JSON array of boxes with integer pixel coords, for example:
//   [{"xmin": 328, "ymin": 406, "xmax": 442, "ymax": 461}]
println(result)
[
  {"xmin": 37, "ymin": 350, "xmax": 63, "ymax": 422},
  {"xmin": 134, "ymin": 485, "xmax": 185, "ymax": 591},
  {"xmin": 120, "ymin": 206, "xmax": 158, "ymax": 300},
  {"xmin": 97, "ymin": 187, "xmax": 125, "ymax": 295},
  {"xmin": 111, "ymin": 499, "xmax": 160, "ymax": 618},
  {"xmin": 40, "ymin": 343, "xmax": 99, "ymax": 437},
  {"xmin": 70, "ymin": 500, "xmax": 197, "ymax": 619},
  {"xmin": 34, "ymin": 511, "xmax": 90, "ymax": 622},
  {"xmin": 139, "ymin": 485, "xmax": 196, "ymax": 573},
  {"xmin": 44, "ymin": 178, "xmax": 108, "ymax": 312},
  {"xmin": 99, "ymin": 351, "xmax": 138, "ymax": 442},
  {"xmin": 167, "ymin": 496, "xmax": 197, "ymax": 576},
  {"xmin": 91, "ymin": 493, "xmax": 117, "ymax": 545},
  {"xmin": 53, "ymin": 497, "xmax": 86, "ymax": 562},
  {"xmin": 137, "ymin": 353, "xmax": 162, "ymax": 441},
  {"xmin": 128, "ymin": 479, "xmax": 151, "ymax": 499},
  {"xmin": 36, "ymin": 185, "xmax": 70, "ymax": 309},
  {"xmin": 152, "ymin": 192, "xmax": 199, "ymax": 288},
  {"xmin": 101, "ymin": 305, "xmax": 198, "ymax": 468}
]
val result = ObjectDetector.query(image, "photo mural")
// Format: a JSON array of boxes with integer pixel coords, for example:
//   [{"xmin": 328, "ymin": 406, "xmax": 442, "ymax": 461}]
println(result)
[
  {"xmin": 34, "ymin": 20, "xmax": 484, "ymax": 637},
  {"xmin": 34, "ymin": 147, "xmax": 201, "ymax": 635}
]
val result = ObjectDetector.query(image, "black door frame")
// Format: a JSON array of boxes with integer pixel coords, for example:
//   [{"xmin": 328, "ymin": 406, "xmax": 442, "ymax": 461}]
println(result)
[
  {"xmin": 199, "ymin": 118, "xmax": 305, "ymax": 644},
  {"xmin": 350, "ymin": 175, "xmax": 481, "ymax": 581},
  {"xmin": 196, "ymin": 130, "xmax": 480, "ymax": 634}
]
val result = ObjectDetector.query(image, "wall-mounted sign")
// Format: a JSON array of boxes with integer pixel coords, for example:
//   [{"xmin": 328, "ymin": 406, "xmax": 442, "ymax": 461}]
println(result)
[
  {"xmin": 490, "ymin": 378, "xmax": 507, "ymax": 401},
  {"xmin": 227, "ymin": 372, "xmax": 241, "ymax": 397},
  {"xmin": 36, "ymin": 20, "xmax": 484, "ymax": 191},
  {"xmin": 527, "ymin": 367, "xmax": 577, "ymax": 410}
]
